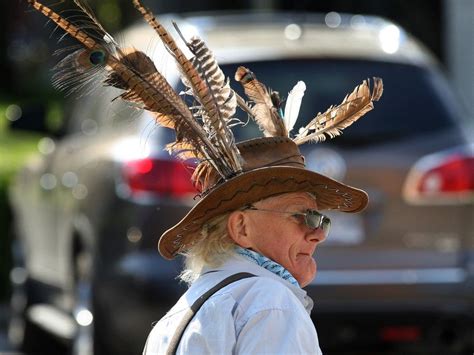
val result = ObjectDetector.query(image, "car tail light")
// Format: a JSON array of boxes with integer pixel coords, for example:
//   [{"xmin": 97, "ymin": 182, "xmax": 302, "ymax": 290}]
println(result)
[
  {"xmin": 380, "ymin": 325, "xmax": 421, "ymax": 342},
  {"xmin": 403, "ymin": 144, "xmax": 474, "ymax": 204},
  {"xmin": 122, "ymin": 158, "xmax": 196, "ymax": 197}
]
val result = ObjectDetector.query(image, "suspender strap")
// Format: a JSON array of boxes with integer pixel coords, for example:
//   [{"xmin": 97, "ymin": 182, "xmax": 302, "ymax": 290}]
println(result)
[{"xmin": 165, "ymin": 272, "xmax": 255, "ymax": 355}]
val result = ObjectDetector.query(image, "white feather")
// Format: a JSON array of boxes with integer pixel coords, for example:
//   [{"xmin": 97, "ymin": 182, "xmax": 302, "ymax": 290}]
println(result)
[{"xmin": 283, "ymin": 81, "xmax": 306, "ymax": 133}]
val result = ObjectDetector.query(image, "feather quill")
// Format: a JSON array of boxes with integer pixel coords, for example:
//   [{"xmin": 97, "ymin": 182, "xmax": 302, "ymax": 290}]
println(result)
[
  {"xmin": 283, "ymin": 81, "xmax": 306, "ymax": 134},
  {"xmin": 294, "ymin": 78, "xmax": 383, "ymax": 145},
  {"xmin": 234, "ymin": 66, "xmax": 288, "ymax": 137}
]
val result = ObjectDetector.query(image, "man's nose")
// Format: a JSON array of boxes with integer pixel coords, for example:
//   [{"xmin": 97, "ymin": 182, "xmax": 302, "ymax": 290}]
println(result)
[{"xmin": 306, "ymin": 227, "xmax": 326, "ymax": 244}]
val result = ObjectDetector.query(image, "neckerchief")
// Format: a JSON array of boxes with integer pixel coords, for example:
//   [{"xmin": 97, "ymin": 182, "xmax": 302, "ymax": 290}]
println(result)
[{"xmin": 235, "ymin": 246, "xmax": 300, "ymax": 287}]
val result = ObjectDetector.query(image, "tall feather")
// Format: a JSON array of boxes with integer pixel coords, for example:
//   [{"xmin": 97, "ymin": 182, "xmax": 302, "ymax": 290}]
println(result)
[
  {"xmin": 283, "ymin": 81, "xmax": 306, "ymax": 134},
  {"xmin": 184, "ymin": 36, "xmax": 237, "ymax": 123},
  {"xmin": 172, "ymin": 27, "xmax": 253, "ymax": 121},
  {"xmin": 294, "ymin": 78, "xmax": 383, "ymax": 145},
  {"xmin": 234, "ymin": 66, "xmax": 288, "ymax": 137},
  {"xmin": 105, "ymin": 48, "xmax": 190, "ymax": 129},
  {"xmin": 132, "ymin": 0, "xmax": 242, "ymax": 178},
  {"xmin": 26, "ymin": 0, "xmax": 226, "ymax": 176}
]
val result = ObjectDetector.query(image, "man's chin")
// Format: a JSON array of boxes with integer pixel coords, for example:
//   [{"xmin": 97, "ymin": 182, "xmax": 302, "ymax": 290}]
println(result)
[{"xmin": 296, "ymin": 257, "xmax": 317, "ymax": 287}]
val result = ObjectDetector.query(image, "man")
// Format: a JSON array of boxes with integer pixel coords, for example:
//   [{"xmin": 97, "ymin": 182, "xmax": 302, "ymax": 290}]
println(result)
[{"xmin": 143, "ymin": 135, "xmax": 376, "ymax": 355}]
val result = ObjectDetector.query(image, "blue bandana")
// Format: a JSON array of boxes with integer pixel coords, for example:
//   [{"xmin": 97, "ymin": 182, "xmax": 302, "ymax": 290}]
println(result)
[{"xmin": 235, "ymin": 246, "xmax": 300, "ymax": 287}]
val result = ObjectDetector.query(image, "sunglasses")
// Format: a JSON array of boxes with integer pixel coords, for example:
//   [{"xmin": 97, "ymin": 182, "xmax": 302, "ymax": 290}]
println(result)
[{"xmin": 244, "ymin": 205, "xmax": 331, "ymax": 238}]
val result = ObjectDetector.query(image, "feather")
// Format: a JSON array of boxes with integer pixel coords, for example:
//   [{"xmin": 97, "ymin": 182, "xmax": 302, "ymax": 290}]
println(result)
[
  {"xmin": 270, "ymin": 91, "xmax": 284, "ymax": 119},
  {"xmin": 29, "ymin": 1, "xmax": 117, "ymax": 95},
  {"xmin": 283, "ymin": 81, "xmax": 306, "ymax": 134},
  {"xmin": 166, "ymin": 140, "xmax": 204, "ymax": 161},
  {"xmin": 132, "ymin": 0, "xmax": 242, "ymax": 178},
  {"xmin": 186, "ymin": 36, "xmax": 237, "ymax": 123},
  {"xmin": 234, "ymin": 66, "xmax": 288, "ymax": 137},
  {"xmin": 51, "ymin": 47, "xmax": 109, "ymax": 95},
  {"xmin": 104, "ymin": 48, "xmax": 189, "ymax": 128},
  {"xmin": 172, "ymin": 31, "xmax": 251, "ymax": 119},
  {"xmin": 190, "ymin": 160, "xmax": 214, "ymax": 192},
  {"xmin": 27, "ymin": 1, "xmax": 99, "ymax": 50},
  {"xmin": 294, "ymin": 78, "xmax": 383, "ymax": 145},
  {"xmin": 177, "ymin": 32, "xmax": 252, "ymax": 125}
]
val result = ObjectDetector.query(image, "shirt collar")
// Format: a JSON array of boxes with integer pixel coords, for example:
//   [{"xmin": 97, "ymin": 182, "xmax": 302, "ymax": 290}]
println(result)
[
  {"xmin": 201, "ymin": 254, "xmax": 314, "ymax": 313},
  {"xmin": 234, "ymin": 246, "xmax": 300, "ymax": 287}
]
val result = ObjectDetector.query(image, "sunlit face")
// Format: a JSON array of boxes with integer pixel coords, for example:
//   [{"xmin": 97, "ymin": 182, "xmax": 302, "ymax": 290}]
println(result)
[{"xmin": 234, "ymin": 192, "xmax": 326, "ymax": 287}]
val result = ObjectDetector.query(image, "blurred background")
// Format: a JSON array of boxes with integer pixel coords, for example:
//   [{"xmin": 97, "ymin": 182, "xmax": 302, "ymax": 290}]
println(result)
[{"xmin": 0, "ymin": 0, "xmax": 473, "ymax": 354}]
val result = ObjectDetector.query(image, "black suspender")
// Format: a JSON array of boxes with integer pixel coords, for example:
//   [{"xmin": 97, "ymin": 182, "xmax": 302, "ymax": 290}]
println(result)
[{"xmin": 143, "ymin": 272, "xmax": 256, "ymax": 355}]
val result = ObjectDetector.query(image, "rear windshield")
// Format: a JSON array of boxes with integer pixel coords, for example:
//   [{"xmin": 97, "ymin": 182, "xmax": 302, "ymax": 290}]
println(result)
[{"xmin": 217, "ymin": 59, "xmax": 461, "ymax": 146}]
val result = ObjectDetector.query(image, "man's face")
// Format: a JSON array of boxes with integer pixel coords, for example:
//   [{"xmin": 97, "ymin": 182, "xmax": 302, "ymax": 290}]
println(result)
[{"xmin": 242, "ymin": 192, "xmax": 326, "ymax": 287}]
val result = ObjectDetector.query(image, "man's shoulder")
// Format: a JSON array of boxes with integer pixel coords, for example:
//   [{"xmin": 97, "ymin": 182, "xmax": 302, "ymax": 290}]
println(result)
[{"xmin": 214, "ymin": 275, "xmax": 300, "ymax": 313}]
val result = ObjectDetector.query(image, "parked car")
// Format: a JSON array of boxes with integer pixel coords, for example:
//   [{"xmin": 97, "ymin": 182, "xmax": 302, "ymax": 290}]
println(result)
[{"xmin": 8, "ymin": 10, "xmax": 474, "ymax": 355}]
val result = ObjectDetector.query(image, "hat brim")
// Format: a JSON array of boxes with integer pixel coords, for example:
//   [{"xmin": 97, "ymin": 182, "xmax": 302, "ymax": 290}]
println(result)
[{"xmin": 158, "ymin": 166, "xmax": 368, "ymax": 259}]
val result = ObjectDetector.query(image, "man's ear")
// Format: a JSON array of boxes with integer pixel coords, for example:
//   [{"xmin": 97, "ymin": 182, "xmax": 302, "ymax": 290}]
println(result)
[{"xmin": 227, "ymin": 211, "xmax": 252, "ymax": 248}]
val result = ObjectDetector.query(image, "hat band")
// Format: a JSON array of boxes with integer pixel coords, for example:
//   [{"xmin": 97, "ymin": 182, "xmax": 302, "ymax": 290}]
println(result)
[{"xmin": 200, "ymin": 153, "xmax": 305, "ymax": 196}]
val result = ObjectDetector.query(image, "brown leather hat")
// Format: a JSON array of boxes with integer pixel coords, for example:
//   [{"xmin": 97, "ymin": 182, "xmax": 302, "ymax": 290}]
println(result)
[{"xmin": 159, "ymin": 136, "xmax": 368, "ymax": 259}]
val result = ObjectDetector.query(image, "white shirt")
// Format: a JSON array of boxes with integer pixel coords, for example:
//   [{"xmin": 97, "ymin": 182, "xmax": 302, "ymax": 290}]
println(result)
[{"xmin": 143, "ymin": 255, "xmax": 323, "ymax": 355}]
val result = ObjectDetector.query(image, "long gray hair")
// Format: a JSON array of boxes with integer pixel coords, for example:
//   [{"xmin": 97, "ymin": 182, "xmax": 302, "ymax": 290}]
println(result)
[{"xmin": 179, "ymin": 212, "xmax": 236, "ymax": 284}]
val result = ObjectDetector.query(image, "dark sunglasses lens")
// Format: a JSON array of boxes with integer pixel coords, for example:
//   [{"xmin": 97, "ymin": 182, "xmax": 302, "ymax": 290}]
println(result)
[
  {"xmin": 305, "ymin": 210, "xmax": 322, "ymax": 229},
  {"xmin": 321, "ymin": 217, "xmax": 331, "ymax": 237},
  {"xmin": 305, "ymin": 210, "xmax": 331, "ymax": 236}
]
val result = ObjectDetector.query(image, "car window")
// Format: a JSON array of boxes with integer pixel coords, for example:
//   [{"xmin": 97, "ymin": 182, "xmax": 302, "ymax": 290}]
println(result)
[{"xmin": 219, "ymin": 59, "xmax": 462, "ymax": 146}]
